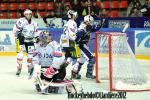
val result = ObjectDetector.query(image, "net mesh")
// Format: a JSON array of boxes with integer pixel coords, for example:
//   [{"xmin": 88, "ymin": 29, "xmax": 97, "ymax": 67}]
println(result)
[{"xmin": 96, "ymin": 32, "xmax": 150, "ymax": 91}]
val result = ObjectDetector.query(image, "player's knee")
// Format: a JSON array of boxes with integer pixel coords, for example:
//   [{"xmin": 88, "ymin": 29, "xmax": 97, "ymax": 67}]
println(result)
[
  {"xmin": 27, "ymin": 54, "xmax": 33, "ymax": 64},
  {"xmin": 19, "ymin": 45, "xmax": 25, "ymax": 51},
  {"xmin": 66, "ymin": 57, "xmax": 73, "ymax": 64},
  {"xmin": 87, "ymin": 57, "xmax": 95, "ymax": 68}
]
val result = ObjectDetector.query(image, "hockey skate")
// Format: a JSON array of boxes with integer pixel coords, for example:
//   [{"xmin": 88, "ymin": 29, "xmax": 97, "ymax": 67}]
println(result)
[
  {"xmin": 86, "ymin": 73, "xmax": 96, "ymax": 79},
  {"xmin": 71, "ymin": 70, "xmax": 81, "ymax": 79},
  {"xmin": 16, "ymin": 69, "xmax": 21, "ymax": 76},
  {"xmin": 16, "ymin": 63, "xmax": 22, "ymax": 76}
]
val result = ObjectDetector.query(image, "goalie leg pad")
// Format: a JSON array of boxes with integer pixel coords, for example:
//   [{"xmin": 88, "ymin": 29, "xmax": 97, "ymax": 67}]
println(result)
[{"xmin": 52, "ymin": 67, "xmax": 66, "ymax": 82}]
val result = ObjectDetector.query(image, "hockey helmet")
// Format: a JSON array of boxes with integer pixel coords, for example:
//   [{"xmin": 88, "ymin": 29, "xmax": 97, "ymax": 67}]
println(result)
[
  {"xmin": 84, "ymin": 15, "xmax": 94, "ymax": 24},
  {"xmin": 24, "ymin": 9, "xmax": 32, "ymax": 16},
  {"xmin": 67, "ymin": 10, "xmax": 78, "ymax": 19}
]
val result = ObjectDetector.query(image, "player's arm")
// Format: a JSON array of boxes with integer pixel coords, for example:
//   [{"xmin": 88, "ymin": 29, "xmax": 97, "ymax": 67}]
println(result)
[
  {"xmin": 68, "ymin": 22, "xmax": 77, "ymax": 41},
  {"xmin": 13, "ymin": 19, "xmax": 24, "ymax": 52},
  {"xmin": 13, "ymin": 19, "xmax": 23, "ymax": 37},
  {"xmin": 91, "ymin": 19, "xmax": 105, "ymax": 32},
  {"xmin": 75, "ymin": 29, "xmax": 85, "ymax": 44},
  {"xmin": 33, "ymin": 22, "xmax": 40, "ymax": 43}
]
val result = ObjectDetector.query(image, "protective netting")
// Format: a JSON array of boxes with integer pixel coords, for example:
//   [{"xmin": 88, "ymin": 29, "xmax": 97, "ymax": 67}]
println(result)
[{"xmin": 95, "ymin": 32, "xmax": 150, "ymax": 91}]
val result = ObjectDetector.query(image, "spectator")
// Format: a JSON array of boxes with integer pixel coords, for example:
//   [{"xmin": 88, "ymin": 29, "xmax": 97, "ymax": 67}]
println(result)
[
  {"xmin": 128, "ymin": 7, "xmax": 143, "ymax": 17},
  {"xmin": 99, "ymin": 8, "xmax": 108, "ymax": 18},
  {"xmin": 127, "ymin": 0, "xmax": 142, "ymax": 16},
  {"xmin": 140, "ymin": 0, "xmax": 150, "ymax": 17},
  {"xmin": 81, "ymin": 1, "xmax": 88, "ymax": 16},
  {"xmin": 54, "ymin": 2, "xmax": 64, "ymax": 17},
  {"xmin": 74, "ymin": 1, "xmax": 84, "ymax": 17},
  {"xmin": 62, "ymin": 2, "xmax": 72, "ymax": 18},
  {"xmin": 90, "ymin": 0, "xmax": 100, "ymax": 17}
]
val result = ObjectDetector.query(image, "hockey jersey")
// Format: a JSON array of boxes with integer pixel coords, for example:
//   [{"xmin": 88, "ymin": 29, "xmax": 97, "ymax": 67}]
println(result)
[
  {"xmin": 33, "ymin": 41, "xmax": 65, "ymax": 69},
  {"xmin": 75, "ymin": 22, "xmax": 101, "ymax": 45},
  {"xmin": 13, "ymin": 17, "xmax": 38, "ymax": 42},
  {"xmin": 60, "ymin": 19, "xmax": 77, "ymax": 47}
]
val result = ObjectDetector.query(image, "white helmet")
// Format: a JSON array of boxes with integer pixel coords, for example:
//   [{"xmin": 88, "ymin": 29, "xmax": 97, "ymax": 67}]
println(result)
[
  {"xmin": 24, "ymin": 9, "xmax": 32, "ymax": 16},
  {"xmin": 84, "ymin": 15, "xmax": 94, "ymax": 23},
  {"xmin": 67, "ymin": 10, "xmax": 78, "ymax": 18}
]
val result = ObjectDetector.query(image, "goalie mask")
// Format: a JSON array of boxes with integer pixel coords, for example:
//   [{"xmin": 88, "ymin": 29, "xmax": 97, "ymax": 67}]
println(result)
[
  {"xmin": 39, "ymin": 30, "xmax": 52, "ymax": 45},
  {"xmin": 67, "ymin": 10, "xmax": 78, "ymax": 19}
]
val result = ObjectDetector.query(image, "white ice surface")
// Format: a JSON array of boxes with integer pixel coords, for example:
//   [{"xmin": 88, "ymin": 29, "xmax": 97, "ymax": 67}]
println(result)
[{"xmin": 0, "ymin": 56, "xmax": 150, "ymax": 100}]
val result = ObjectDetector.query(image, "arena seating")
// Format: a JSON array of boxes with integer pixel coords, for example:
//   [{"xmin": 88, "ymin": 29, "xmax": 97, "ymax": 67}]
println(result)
[{"xmin": 0, "ymin": 0, "xmax": 128, "ymax": 19}]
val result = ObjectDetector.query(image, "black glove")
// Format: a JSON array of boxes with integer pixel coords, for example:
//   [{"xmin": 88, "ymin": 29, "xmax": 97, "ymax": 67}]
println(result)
[{"xmin": 35, "ymin": 36, "xmax": 39, "ymax": 43}]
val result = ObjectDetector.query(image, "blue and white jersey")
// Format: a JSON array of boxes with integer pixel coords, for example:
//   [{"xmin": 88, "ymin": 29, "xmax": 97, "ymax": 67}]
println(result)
[{"xmin": 76, "ymin": 22, "xmax": 101, "ymax": 45}]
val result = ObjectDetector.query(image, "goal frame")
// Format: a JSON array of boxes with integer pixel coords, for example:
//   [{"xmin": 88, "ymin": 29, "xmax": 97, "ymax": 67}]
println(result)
[{"xmin": 94, "ymin": 32, "xmax": 150, "ymax": 92}]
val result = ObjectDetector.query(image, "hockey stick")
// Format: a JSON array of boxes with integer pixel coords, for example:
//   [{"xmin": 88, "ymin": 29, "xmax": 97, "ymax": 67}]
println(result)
[
  {"xmin": 90, "ymin": 20, "xmax": 129, "ymax": 40},
  {"xmin": 122, "ymin": 23, "xmax": 129, "ymax": 33},
  {"xmin": 90, "ymin": 18, "xmax": 106, "ymax": 40},
  {"xmin": 88, "ymin": 0, "xmax": 90, "ymax": 15}
]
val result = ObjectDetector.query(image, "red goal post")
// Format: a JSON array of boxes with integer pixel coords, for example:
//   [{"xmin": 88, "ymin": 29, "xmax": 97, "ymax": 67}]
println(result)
[{"xmin": 94, "ymin": 32, "xmax": 150, "ymax": 92}]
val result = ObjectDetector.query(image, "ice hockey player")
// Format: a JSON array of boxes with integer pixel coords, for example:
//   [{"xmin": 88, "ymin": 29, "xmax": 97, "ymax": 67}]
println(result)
[
  {"xmin": 33, "ymin": 31, "xmax": 72, "ymax": 94},
  {"xmin": 60, "ymin": 10, "xmax": 80, "ymax": 68},
  {"xmin": 71, "ymin": 15, "xmax": 102, "ymax": 79},
  {"xmin": 12, "ymin": 9, "xmax": 38, "ymax": 78}
]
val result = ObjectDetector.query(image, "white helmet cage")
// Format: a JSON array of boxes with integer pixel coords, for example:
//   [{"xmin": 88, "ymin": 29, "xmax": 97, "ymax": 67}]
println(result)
[
  {"xmin": 84, "ymin": 15, "xmax": 94, "ymax": 24},
  {"xmin": 67, "ymin": 10, "xmax": 78, "ymax": 18},
  {"xmin": 24, "ymin": 9, "xmax": 32, "ymax": 16}
]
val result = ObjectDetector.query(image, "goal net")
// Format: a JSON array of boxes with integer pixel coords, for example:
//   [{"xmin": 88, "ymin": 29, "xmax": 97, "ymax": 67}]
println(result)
[{"xmin": 95, "ymin": 32, "xmax": 150, "ymax": 92}]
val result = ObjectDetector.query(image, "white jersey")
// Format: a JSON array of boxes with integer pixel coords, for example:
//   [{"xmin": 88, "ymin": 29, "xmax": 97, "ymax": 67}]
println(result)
[
  {"xmin": 33, "ymin": 41, "xmax": 65, "ymax": 69},
  {"xmin": 49, "ymin": 41, "xmax": 65, "ymax": 69},
  {"xmin": 13, "ymin": 17, "xmax": 38, "ymax": 42},
  {"xmin": 60, "ymin": 19, "xmax": 77, "ymax": 47},
  {"xmin": 34, "ymin": 43, "xmax": 54, "ymax": 67}
]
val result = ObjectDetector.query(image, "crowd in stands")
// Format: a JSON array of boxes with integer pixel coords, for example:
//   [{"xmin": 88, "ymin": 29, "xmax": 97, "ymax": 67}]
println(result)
[
  {"xmin": 127, "ymin": 0, "xmax": 150, "ymax": 17},
  {"xmin": 0, "ymin": 0, "xmax": 150, "ymax": 19}
]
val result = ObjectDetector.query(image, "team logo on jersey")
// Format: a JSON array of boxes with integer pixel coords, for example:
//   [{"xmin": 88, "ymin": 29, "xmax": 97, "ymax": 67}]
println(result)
[{"xmin": 39, "ymin": 53, "xmax": 53, "ymax": 58}]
